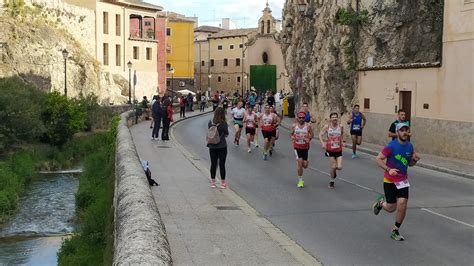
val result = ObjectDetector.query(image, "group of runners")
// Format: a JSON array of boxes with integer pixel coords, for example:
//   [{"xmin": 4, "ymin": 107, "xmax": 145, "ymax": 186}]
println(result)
[{"xmin": 224, "ymin": 97, "xmax": 419, "ymax": 241}]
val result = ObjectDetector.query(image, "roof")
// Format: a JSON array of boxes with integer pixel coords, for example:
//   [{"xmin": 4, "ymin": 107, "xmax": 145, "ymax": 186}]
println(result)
[
  {"xmin": 358, "ymin": 61, "xmax": 441, "ymax": 71},
  {"xmin": 195, "ymin": 26, "xmax": 222, "ymax": 33},
  {"xmin": 209, "ymin": 28, "xmax": 258, "ymax": 39},
  {"xmin": 109, "ymin": 0, "xmax": 163, "ymax": 11}
]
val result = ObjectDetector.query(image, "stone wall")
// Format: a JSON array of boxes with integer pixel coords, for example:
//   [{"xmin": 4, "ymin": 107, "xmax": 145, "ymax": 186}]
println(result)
[
  {"xmin": 114, "ymin": 111, "xmax": 172, "ymax": 265},
  {"xmin": 362, "ymin": 112, "xmax": 474, "ymax": 161}
]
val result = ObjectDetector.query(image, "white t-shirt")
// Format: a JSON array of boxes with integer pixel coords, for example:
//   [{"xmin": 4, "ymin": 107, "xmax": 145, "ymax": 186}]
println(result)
[{"xmin": 231, "ymin": 107, "xmax": 245, "ymax": 120}]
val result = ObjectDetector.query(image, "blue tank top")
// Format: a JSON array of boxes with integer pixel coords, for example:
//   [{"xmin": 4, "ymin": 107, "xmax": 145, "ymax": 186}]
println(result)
[
  {"xmin": 351, "ymin": 112, "xmax": 363, "ymax": 131},
  {"xmin": 304, "ymin": 112, "xmax": 311, "ymax": 123}
]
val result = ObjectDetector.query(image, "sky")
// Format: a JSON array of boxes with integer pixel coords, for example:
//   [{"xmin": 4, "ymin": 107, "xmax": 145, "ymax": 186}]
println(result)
[{"xmin": 146, "ymin": 0, "xmax": 286, "ymax": 28}]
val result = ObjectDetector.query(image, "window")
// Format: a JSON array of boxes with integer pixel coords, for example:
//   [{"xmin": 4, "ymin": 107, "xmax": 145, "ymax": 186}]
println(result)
[
  {"xmin": 364, "ymin": 98, "xmax": 370, "ymax": 109},
  {"xmin": 103, "ymin": 12, "xmax": 108, "ymax": 34},
  {"xmin": 217, "ymin": 45, "xmax": 223, "ymax": 50},
  {"xmin": 201, "ymin": 60, "xmax": 205, "ymax": 66},
  {"xmin": 166, "ymin": 80, "xmax": 171, "ymax": 87},
  {"xmin": 224, "ymin": 58, "xmax": 228, "ymax": 66},
  {"xmin": 218, "ymin": 76, "xmax": 222, "ymax": 82},
  {"xmin": 239, "ymin": 44, "xmax": 243, "ymax": 48},
  {"xmin": 237, "ymin": 76, "xmax": 241, "ymax": 83},
  {"xmin": 103, "ymin": 43, "xmax": 109, "ymax": 65},
  {"xmin": 267, "ymin": 20, "xmax": 271, "ymax": 34},
  {"xmin": 230, "ymin": 44, "xmax": 234, "ymax": 49},
  {"xmin": 146, "ymin": 47, "xmax": 152, "ymax": 60},
  {"xmin": 115, "ymin": 44, "xmax": 121, "ymax": 66},
  {"xmin": 133, "ymin": 46, "xmax": 139, "ymax": 60},
  {"xmin": 210, "ymin": 59, "xmax": 214, "ymax": 66},
  {"xmin": 236, "ymin": 58, "xmax": 241, "ymax": 66},
  {"xmin": 145, "ymin": 21, "xmax": 151, "ymax": 26},
  {"xmin": 166, "ymin": 63, "xmax": 171, "ymax": 71},
  {"xmin": 115, "ymin": 14, "xmax": 120, "ymax": 36},
  {"xmin": 166, "ymin": 28, "xmax": 171, "ymax": 36}
]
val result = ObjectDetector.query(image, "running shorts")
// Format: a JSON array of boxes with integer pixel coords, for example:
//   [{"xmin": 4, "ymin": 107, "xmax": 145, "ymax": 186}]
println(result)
[
  {"xmin": 350, "ymin": 130, "xmax": 362, "ymax": 136},
  {"xmin": 245, "ymin": 127, "xmax": 256, "ymax": 135},
  {"xmin": 384, "ymin": 182, "xmax": 409, "ymax": 203},
  {"xmin": 295, "ymin": 148, "xmax": 309, "ymax": 161},
  {"xmin": 234, "ymin": 120, "xmax": 243, "ymax": 128},
  {"xmin": 262, "ymin": 130, "xmax": 276, "ymax": 140},
  {"xmin": 327, "ymin": 151, "xmax": 342, "ymax": 158}
]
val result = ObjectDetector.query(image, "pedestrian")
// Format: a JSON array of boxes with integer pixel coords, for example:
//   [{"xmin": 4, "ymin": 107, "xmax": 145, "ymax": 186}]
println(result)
[
  {"xmin": 151, "ymin": 96, "xmax": 162, "ymax": 140},
  {"xmin": 230, "ymin": 100, "xmax": 245, "ymax": 146},
  {"xmin": 388, "ymin": 109, "xmax": 410, "ymax": 140},
  {"xmin": 222, "ymin": 96, "xmax": 229, "ymax": 114},
  {"xmin": 266, "ymin": 91, "xmax": 275, "ymax": 107},
  {"xmin": 257, "ymin": 93, "xmax": 264, "ymax": 113},
  {"xmin": 243, "ymin": 104, "xmax": 258, "ymax": 153},
  {"xmin": 200, "ymin": 94, "xmax": 207, "ymax": 112},
  {"xmin": 187, "ymin": 93, "xmax": 194, "ymax": 112},
  {"xmin": 207, "ymin": 107, "xmax": 229, "ymax": 189},
  {"xmin": 372, "ymin": 123, "xmax": 420, "ymax": 241},
  {"xmin": 319, "ymin": 112, "xmax": 345, "ymax": 189},
  {"xmin": 161, "ymin": 98, "xmax": 173, "ymax": 141},
  {"xmin": 347, "ymin": 104, "xmax": 367, "ymax": 158},
  {"xmin": 179, "ymin": 96, "xmax": 186, "ymax": 118},
  {"xmin": 291, "ymin": 111, "xmax": 314, "ymax": 188},
  {"xmin": 150, "ymin": 95, "xmax": 157, "ymax": 128},
  {"xmin": 141, "ymin": 96, "xmax": 150, "ymax": 120}
]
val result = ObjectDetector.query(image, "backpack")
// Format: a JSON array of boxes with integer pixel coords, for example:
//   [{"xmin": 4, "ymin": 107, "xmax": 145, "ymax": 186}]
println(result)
[{"xmin": 207, "ymin": 122, "xmax": 221, "ymax": 145}]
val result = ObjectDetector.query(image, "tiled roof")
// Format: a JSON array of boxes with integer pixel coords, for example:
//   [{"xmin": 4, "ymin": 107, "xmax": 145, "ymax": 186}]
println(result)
[
  {"xmin": 195, "ymin": 26, "xmax": 222, "ymax": 33},
  {"xmin": 209, "ymin": 28, "xmax": 258, "ymax": 39},
  {"xmin": 358, "ymin": 61, "xmax": 441, "ymax": 71},
  {"xmin": 114, "ymin": 0, "xmax": 163, "ymax": 11}
]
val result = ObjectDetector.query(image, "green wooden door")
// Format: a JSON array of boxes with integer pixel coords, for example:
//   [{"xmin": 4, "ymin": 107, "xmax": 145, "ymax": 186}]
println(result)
[{"xmin": 250, "ymin": 65, "xmax": 276, "ymax": 93}]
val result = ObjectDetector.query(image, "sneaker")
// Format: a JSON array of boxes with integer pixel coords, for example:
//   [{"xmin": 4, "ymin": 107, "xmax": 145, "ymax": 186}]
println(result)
[
  {"xmin": 325, "ymin": 151, "xmax": 329, "ymax": 157},
  {"xmin": 328, "ymin": 181, "xmax": 335, "ymax": 189},
  {"xmin": 210, "ymin": 180, "xmax": 217, "ymax": 188},
  {"xmin": 269, "ymin": 149, "xmax": 273, "ymax": 156},
  {"xmin": 372, "ymin": 195, "xmax": 384, "ymax": 215},
  {"xmin": 220, "ymin": 181, "xmax": 227, "ymax": 189},
  {"xmin": 254, "ymin": 142, "xmax": 259, "ymax": 148},
  {"xmin": 391, "ymin": 229, "xmax": 405, "ymax": 241},
  {"xmin": 247, "ymin": 148, "xmax": 251, "ymax": 153},
  {"xmin": 297, "ymin": 180, "xmax": 305, "ymax": 188},
  {"xmin": 352, "ymin": 154, "xmax": 357, "ymax": 159},
  {"xmin": 262, "ymin": 154, "xmax": 268, "ymax": 160}
]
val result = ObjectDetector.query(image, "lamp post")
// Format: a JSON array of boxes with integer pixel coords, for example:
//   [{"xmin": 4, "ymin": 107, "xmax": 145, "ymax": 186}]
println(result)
[
  {"xmin": 62, "ymin": 49, "xmax": 68, "ymax": 97},
  {"xmin": 243, "ymin": 74, "xmax": 247, "ymax": 94},
  {"xmin": 208, "ymin": 74, "xmax": 212, "ymax": 97},
  {"xmin": 169, "ymin": 68, "xmax": 175, "ymax": 102},
  {"xmin": 127, "ymin": 61, "xmax": 132, "ymax": 104}
]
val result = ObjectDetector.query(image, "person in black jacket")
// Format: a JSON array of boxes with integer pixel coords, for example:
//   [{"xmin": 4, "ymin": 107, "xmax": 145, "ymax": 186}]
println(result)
[
  {"xmin": 207, "ymin": 107, "xmax": 229, "ymax": 189},
  {"xmin": 151, "ymin": 96, "xmax": 162, "ymax": 140}
]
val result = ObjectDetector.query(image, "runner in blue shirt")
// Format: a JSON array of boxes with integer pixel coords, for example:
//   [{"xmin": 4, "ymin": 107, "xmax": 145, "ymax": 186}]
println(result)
[{"xmin": 347, "ymin": 104, "xmax": 366, "ymax": 158}]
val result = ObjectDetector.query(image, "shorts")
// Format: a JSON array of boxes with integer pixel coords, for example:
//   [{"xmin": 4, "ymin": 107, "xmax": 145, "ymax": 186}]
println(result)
[
  {"xmin": 327, "ymin": 151, "xmax": 342, "ymax": 158},
  {"xmin": 384, "ymin": 182, "xmax": 409, "ymax": 203},
  {"xmin": 350, "ymin": 130, "xmax": 362, "ymax": 136},
  {"xmin": 234, "ymin": 120, "xmax": 243, "ymax": 128},
  {"xmin": 245, "ymin": 127, "xmax": 256, "ymax": 135},
  {"xmin": 262, "ymin": 130, "xmax": 276, "ymax": 140},
  {"xmin": 295, "ymin": 148, "xmax": 309, "ymax": 161}
]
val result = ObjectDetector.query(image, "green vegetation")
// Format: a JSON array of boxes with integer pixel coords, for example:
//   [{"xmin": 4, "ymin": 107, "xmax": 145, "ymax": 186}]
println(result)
[{"xmin": 58, "ymin": 117, "xmax": 119, "ymax": 266}]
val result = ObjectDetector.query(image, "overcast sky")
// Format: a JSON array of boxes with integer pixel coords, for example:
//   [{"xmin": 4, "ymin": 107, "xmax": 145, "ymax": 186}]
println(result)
[{"xmin": 147, "ymin": 0, "xmax": 286, "ymax": 28}]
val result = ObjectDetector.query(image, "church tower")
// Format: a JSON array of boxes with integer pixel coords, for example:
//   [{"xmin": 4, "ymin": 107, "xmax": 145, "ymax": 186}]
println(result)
[{"xmin": 258, "ymin": 1, "xmax": 279, "ymax": 35}]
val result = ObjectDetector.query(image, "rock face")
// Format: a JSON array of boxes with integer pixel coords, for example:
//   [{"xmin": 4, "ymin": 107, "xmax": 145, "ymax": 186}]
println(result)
[
  {"xmin": 281, "ymin": 0, "xmax": 442, "ymax": 122},
  {"xmin": 0, "ymin": 4, "xmax": 127, "ymax": 104}
]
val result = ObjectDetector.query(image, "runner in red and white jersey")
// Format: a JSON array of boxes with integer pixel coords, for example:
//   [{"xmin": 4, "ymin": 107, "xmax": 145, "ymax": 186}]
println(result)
[
  {"xmin": 269, "ymin": 105, "xmax": 281, "ymax": 156},
  {"xmin": 319, "ymin": 112, "xmax": 345, "ymax": 189},
  {"xmin": 259, "ymin": 104, "xmax": 279, "ymax": 160},
  {"xmin": 290, "ymin": 112, "xmax": 314, "ymax": 188},
  {"xmin": 243, "ymin": 104, "xmax": 258, "ymax": 153}
]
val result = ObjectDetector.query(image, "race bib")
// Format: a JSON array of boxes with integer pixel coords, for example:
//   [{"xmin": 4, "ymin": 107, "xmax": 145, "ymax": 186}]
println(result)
[
  {"xmin": 353, "ymin": 125, "xmax": 360, "ymax": 130},
  {"xmin": 395, "ymin": 180, "xmax": 410, "ymax": 189},
  {"xmin": 331, "ymin": 142, "xmax": 340, "ymax": 149},
  {"xmin": 296, "ymin": 138, "xmax": 305, "ymax": 144}
]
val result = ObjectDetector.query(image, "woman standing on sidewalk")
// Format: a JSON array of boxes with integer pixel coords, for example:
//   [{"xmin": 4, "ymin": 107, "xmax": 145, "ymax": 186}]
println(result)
[
  {"xmin": 207, "ymin": 107, "xmax": 229, "ymax": 189},
  {"xmin": 161, "ymin": 98, "xmax": 173, "ymax": 141}
]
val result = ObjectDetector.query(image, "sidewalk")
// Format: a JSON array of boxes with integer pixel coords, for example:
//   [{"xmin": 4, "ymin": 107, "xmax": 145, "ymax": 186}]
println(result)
[
  {"xmin": 130, "ymin": 108, "xmax": 319, "ymax": 265},
  {"xmin": 280, "ymin": 116, "xmax": 474, "ymax": 179}
]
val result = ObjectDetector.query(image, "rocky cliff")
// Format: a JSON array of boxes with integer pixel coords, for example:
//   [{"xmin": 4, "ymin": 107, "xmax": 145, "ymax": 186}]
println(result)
[
  {"xmin": 281, "ymin": 0, "xmax": 442, "ymax": 122},
  {"xmin": 0, "ymin": 2, "xmax": 127, "ymax": 104}
]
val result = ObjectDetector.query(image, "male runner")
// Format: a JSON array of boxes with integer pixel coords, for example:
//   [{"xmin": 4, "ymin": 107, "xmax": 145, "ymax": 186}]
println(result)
[
  {"xmin": 347, "ymin": 104, "xmax": 367, "ymax": 158},
  {"xmin": 319, "ymin": 112, "xmax": 345, "ymax": 189},
  {"xmin": 388, "ymin": 109, "xmax": 410, "ymax": 140},
  {"xmin": 260, "ymin": 104, "xmax": 279, "ymax": 160},
  {"xmin": 270, "ymin": 105, "xmax": 281, "ymax": 155},
  {"xmin": 291, "ymin": 112, "xmax": 314, "ymax": 188},
  {"xmin": 243, "ymin": 105, "xmax": 258, "ymax": 153},
  {"xmin": 373, "ymin": 123, "xmax": 420, "ymax": 241},
  {"xmin": 301, "ymin": 102, "xmax": 316, "ymax": 123},
  {"xmin": 230, "ymin": 101, "xmax": 245, "ymax": 146},
  {"xmin": 253, "ymin": 105, "xmax": 260, "ymax": 148}
]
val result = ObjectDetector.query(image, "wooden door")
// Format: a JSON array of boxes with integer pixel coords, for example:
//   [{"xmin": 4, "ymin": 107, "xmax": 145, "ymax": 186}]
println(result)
[{"xmin": 400, "ymin": 91, "xmax": 412, "ymax": 121}]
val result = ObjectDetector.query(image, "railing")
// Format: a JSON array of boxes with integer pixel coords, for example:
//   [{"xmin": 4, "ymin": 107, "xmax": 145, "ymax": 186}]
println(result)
[{"xmin": 129, "ymin": 29, "xmax": 156, "ymax": 40}]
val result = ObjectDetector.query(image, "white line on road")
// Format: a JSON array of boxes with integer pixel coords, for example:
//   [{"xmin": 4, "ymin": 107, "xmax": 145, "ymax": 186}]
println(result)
[{"xmin": 421, "ymin": 208, "xmax": 474, "ymax": 228}]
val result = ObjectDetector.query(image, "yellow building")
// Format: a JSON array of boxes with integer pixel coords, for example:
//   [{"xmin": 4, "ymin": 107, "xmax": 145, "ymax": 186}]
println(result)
[{"xmin": 165, "ymin": 13, "xmax": 195, "ymax": 93}]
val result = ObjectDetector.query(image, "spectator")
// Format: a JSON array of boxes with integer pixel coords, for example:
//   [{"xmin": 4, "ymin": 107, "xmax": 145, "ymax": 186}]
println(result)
[
  {"xmin": 161, "ymin": 98, "xmax": 173, "ymax": 141},
  {"xmin": 151, "ymin": 96, "xmax": 162, "ymax": 140},
  {"xmin": 179, "ymin": 96, "xmax": 186, "ymax": 118},
  {"xmin": 207, "ymin": 107, "xmax": 229, "ymax": 189}
]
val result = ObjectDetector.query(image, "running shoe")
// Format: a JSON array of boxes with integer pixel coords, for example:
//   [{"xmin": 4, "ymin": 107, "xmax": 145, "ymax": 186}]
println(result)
[
  {"xmin": 220, "ymin": 181, "xmax": 227, "ymax": 189},
  {"xmin": 352, "ymin": 154, "xmax": 357, "ymax": 159},
  {"xmin": 254, "ymin": 142, "xmax": 259, "ymax": 148},
  {"xmin": 325, "ymin": 151, "xmax": 329, "ymax": 157},
  {"xmin": 372, "ymin": 195, "xmax": 384, "ymax": 215},
  {"xmin": 247, "ymin": 148, "xmax": 251, "ymax": 153},
  {"xmin": 328, "ymin": 181, "xmax": 335, "ymax": 189},
  {"xmin": 297, "ymin": 180, "xmax": 305, "ymax": 188},
  {"xmin": 391, "ymin": 229, "xmax": 405, "ymax": 241},
  {"xmin": 210, "ymin": 180, "xmax": 217, "ymax": 188},
  {"xmin": 262, "ymin": 153, "xmax": 268, "ymax": 160},
  {"xmin": 269, "ymin": 149, "xmax": 273, "ymax": 156}
]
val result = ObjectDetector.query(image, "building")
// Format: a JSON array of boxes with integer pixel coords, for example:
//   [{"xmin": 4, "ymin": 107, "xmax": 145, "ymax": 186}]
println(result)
[
  {"xmin": 356, "ymin": 0, "xmax": 474, "ymax": 160},
  {"xmin": 165, "ymin": 12, "xmax": 195, "ymax": 94},
  {"xmin": 194, "ymin": 26, "xmax": 222, "ymax": 95}
]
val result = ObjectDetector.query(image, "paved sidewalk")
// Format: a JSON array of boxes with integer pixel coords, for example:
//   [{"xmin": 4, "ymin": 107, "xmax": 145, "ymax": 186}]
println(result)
[
  {"xmin": 280, "ymin": 116, "xmax": 474, "ymax": 179},
  {"xmin": 130, "ymin": 108, "xmax": 319, "ymax": 265}
]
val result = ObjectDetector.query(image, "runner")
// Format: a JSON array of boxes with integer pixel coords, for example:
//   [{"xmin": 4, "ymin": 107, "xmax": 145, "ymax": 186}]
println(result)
[
  {"xmin": 222, "ymin": 96, "xmax": 229, "ymax": 114},
  {"xmin": 259, "ymin": 104, "xmax": 279, "ymax": 160},
  {"xmin": 347, "ymin": 104, "xmax": 367, "ymax": 158},
  {"xmin": 252, "ymin": 105, "xmax": 260, "ymax": 148},
  {"xmin": 301, "ymin": 102, "xmax": 316, "ymax": 123},
  {"xmin": 290, "ymin": 112, "xmax": 314, "ymax": 188},
  {"xmin": 270, "ymin": 105, "xmax": 281, "ymax": 156},
  {"xmin": 388, "ymin": 109, "xmax": 410, "ymax": 140},
  {"xmin": 319, "ymin": 112, "xmax": 345, "ymax": 189},
  {"xmin": 243, "ymin": 104, "xmax": 258, "ymax": 153},
  {"xmin": 230, "ymin": 101, "xmax": 245, "ymax": 146},
  {"xmin": 372, "ymin": 123, "xmax": 420, "ymax": 241}
]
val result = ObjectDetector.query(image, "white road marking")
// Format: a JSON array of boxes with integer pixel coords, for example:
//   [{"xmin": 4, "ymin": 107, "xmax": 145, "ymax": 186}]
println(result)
[{"xmin": 421, "ymin": 208, "xmax": 474, "ymax": 228}]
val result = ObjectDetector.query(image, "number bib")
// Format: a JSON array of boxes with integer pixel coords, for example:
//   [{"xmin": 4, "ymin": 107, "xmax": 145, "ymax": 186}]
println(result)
[
  {"xmin": 331, "ymin": 141, "xmax": 340, "ymax": 149},
  {"xmin": 395, "ymin": 180, "xmax": 410, "ymax": 189},
  {"xmin": 352, "ymin": 124, "xmax": 361, "ymax": 130}
]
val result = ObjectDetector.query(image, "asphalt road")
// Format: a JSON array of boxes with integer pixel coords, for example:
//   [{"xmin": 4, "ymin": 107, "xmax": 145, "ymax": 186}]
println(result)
[{"xmin": 173, "ymin": 113, "xmax": 474, "ymax": 265}]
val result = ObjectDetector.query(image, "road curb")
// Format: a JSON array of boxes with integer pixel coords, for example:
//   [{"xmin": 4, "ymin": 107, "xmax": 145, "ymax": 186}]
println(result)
[{"xmin": 169, "ymin": 114, "xmax": 322, "ymax": 266}]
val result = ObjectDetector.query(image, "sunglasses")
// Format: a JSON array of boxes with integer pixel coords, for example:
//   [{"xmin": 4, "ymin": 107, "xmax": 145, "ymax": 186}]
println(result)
[{"xmin": 297, "ymin": 117, "xmax": 305, "ymax": 119}]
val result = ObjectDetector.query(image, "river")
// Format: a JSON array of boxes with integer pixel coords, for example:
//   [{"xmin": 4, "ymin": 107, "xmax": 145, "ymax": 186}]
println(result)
[{"xmin": 0, "ymin": 172, "xmax": 79, "ymax": 265}]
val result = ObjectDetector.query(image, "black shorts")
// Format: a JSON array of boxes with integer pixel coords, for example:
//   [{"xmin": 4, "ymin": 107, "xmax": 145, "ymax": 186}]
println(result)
[
  {"xmin": 384, "ymin": 182, "xmax": 409, "ymax": 204},
  {"xmin": 245, "ymin": 127, "xmax": 256, "ymax": 135},
  {"xmin": 262, "ymin": 130, "xmax": 276, "ymax": 140},
  {"xmin": 295, "ymin": 149, "xmax": 309, "ymax": 161},
  {"xmin": 327, "ymin": 151, "xmax": 342, "ymax": 158},
  {"xmin": 350, "ymin": 130, "xmax": 362, "ymax": 136}
]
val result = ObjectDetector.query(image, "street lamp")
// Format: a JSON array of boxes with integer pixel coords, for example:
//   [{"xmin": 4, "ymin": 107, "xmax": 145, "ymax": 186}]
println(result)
[
  {"xmin": 169, "ymin": 68, "xmax": 175, "ymax": 101},
  {"xmin": 208, "ymin": 73, "xmax": 212, "ymax": 97},
  {"xmin": 243, "ymin": 74, "xmax": 248, "ymax": 94},
  {"xmin": 62, "ymin": 49, "xmax": 68, "ymax": 97},
  {"xmin": 127, "ymin": 61, "xmax": 132, "ymax": 104}
]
